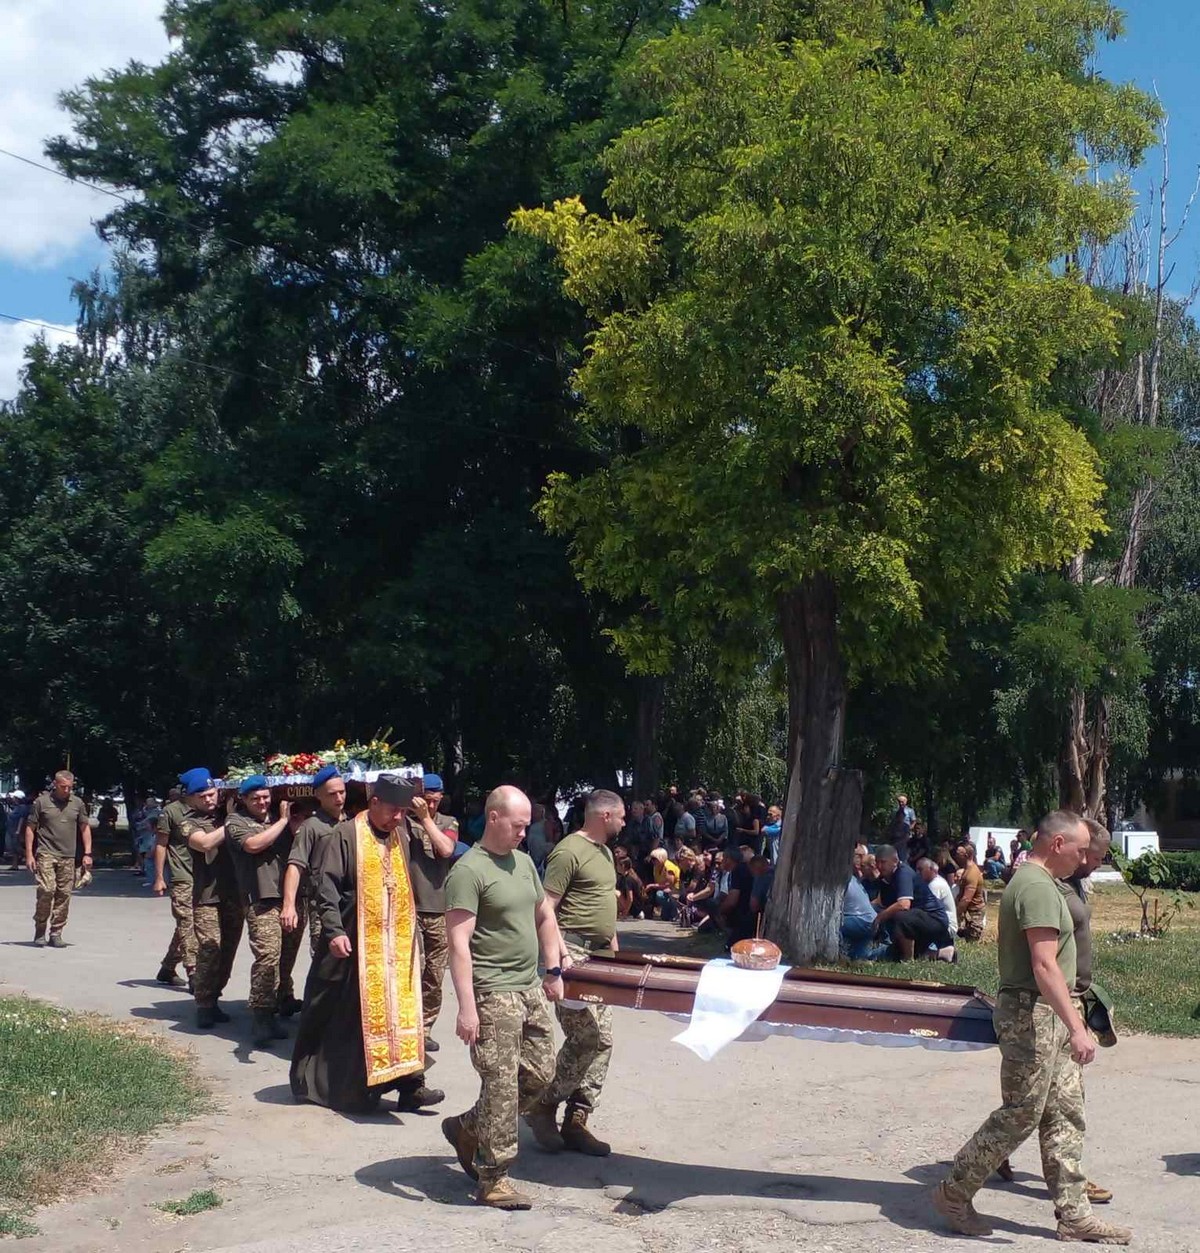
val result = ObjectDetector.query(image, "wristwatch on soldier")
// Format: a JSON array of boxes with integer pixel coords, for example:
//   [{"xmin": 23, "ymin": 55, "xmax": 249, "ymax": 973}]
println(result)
[{"xmin": 544, "ymin": 965, "xmax": 563, "ymax": 978}]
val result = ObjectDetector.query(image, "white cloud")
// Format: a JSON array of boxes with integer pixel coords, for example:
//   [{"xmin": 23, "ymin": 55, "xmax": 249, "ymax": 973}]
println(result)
[
  {"xmin": 0, "ymin": 0, "xmax": 171, "ymax": 267},
  {"xmin": 0, "ymin": 318, "xmax": 76, "ymax": 402}
]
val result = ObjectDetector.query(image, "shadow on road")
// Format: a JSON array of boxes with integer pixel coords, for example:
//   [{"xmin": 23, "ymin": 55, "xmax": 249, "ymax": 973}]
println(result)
[
  {"xmin": 355, "ymin": 1150, "xmax": 1046, "ymax": 1238},
  {"xmin": 1163, "ymin": 1153, "xmax": 1200, "ymax": 1176}
]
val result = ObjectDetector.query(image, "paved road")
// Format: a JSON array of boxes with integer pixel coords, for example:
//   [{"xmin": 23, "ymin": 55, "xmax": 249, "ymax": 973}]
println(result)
[{"xmin": 1, "ymin": 868, "xmax": 1198, "ymax": 1252}]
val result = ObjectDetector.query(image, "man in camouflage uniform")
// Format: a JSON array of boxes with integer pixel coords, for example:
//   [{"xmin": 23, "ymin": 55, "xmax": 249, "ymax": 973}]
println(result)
[
  {"xmin": 283, "ymin": 765, "xmax": 346, "ymax": 956},
  {"xmin": 405, "ymin": 772, "xmax": 459, "ymax": 1050},
  {"xmin": 25, "ymin": 771, "xmax": 91, "ymax": 946},
  {"xmin": 932, "ymin": 811, "xmax": 1131, "ymax": 1245},
  {"xmin": 152, "ymin": 769, "xmax": 218, "ymax": 986},
  {"xmin": 226, "ymin": 775, "xmax": 299, "ymax": 1049},
  {"xmin": 526, "ymin": 788, "xmax": 622, "ymax": 1157},
  {"xmin": 184, "ymin": 781, "xmax": 244, "ymax": 1029},
  {"xmin": 442, "ymin": 786, "xmax": 566, "ymax": 1211}
]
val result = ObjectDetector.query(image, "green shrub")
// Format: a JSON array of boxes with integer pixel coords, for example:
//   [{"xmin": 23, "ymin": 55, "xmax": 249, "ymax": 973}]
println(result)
[{"xmin": 1125, "ymin": 850, "xmax": 1200, "ymax": 891}]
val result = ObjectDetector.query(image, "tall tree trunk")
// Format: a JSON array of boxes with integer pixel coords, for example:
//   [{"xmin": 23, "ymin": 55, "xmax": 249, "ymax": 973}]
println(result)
[
  {"xmin": 632, "ymin": 675, "xmax": 664, "ymax": 799},
  {"xmin": 764, "ymin": 576, "xmax": 863, "ymax": 964},
  {"xmin": 1059, "ymin": 554, "xmax": 1110, "ymax": 818}
]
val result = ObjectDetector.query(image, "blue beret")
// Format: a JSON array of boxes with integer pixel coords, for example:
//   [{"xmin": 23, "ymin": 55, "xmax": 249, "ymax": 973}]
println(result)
[
  {"xmin": 313, "ymin": 764, "xmax": 342, "ymax": 788},
  {"xmin": 422, "ymin": 773, "xmax": 445, "ymax": 791},
  {"xmin": 238, "ymin": 774, "xmax": 269, "ymax": 796},
  {"xmin": 179, "ymin": 768, "xmax": 215, "ymax": 795}
]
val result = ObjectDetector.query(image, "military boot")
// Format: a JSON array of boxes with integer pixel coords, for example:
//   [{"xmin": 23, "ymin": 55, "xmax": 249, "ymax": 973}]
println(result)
[
  {"xmin": 196, "ymin": 1006, "xmax": 218, "ymax": 1029},
  {"xmin": 210, "ymin": 1001, "xmax": 231, "ymax": 1024},
  {"xmin": 561, "ymin": 1104, "xmax": 610, "ymax": 1156},
  {"xmin": 441, "ymin": 1114, "xmax": 479, "ymax": 1180},
  {"xmin": 1055, "ymin": 1214, "xmax": 1132, "ymax": 1244},
  {"xmin": 277, "ymin": 993, "xmax": 303, "ymax": 1018},
  {"xmin": 395, "ymin": 1083, "xmax": 444, "ymax": 1111},
  {"xmin": 476, "ymin": 1177, "xmax": 532, "ymax": 1210},
  {"xmin": 931, "ymin": 1181, "xmax": 994, "ymax": 1236},
  {"xmin": 523, "ymin": 1102, "xmax": 565, "ymax": 1152},
  {"xmin": 156, "ymin": 965, "xmax": 184, "ymax": 986},
  {"xmin": 1085, "ymin": 1181, "xmax": 1114, "ymax": 1205},
  {"xmin": 251, "ymin": 1011, "xmax": 279, "ymax": 1048}
]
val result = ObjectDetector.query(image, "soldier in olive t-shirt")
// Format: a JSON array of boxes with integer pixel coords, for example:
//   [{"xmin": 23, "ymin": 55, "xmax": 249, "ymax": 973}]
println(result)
[
  {"xmin": 533, "ymin": 789, "xmax": 624, "ymax": 1155},
  {"xmin": 444, "ymin": 843, "xmax": 544, "ymax": 991},
  {"xmin": 996, "ymin": 861, "xmax": 1077, "ymax": 995},
  {"xmin": 543, "ymin": 832, "xmax": 617, "ymax": 949}
]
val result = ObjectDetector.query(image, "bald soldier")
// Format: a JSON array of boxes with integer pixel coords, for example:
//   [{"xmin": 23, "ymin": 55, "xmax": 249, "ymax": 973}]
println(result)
[
  {"xmin": 932, "ymin": 811, "xmax": 1131, "ymax": 1244},
  {"xmin": 442, "ymin": 786, "xmax": 567, "ymax": 1211}
]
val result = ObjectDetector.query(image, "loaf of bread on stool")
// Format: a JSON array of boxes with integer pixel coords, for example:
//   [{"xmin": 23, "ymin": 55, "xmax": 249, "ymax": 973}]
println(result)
[{"xmin": 730, "ymin": 938, "xmax": 782, "ymax": 970}]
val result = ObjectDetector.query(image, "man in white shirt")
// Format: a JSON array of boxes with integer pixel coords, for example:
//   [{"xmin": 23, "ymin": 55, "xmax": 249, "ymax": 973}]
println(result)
[{"xmin": 917, "ymin": 858, "xmax": 957, "ymax": 960}]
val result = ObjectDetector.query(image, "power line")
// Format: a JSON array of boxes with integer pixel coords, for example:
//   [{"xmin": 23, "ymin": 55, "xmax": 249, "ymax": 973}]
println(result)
[
  {"xmin": 0, "ymin": 145, "xmax": 562, "ymax": 369},
  {"xmin": 0, "ymin": 310, "xmax": 589, "ymax": 454}
]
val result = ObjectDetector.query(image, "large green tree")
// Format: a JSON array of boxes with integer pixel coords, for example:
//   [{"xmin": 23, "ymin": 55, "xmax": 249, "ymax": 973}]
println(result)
[
  {"xmin": 17, "ymin": 0, "xmax": 695, "ymax": 791},
  {"xmin": 516, "ymin": 0, "xmax": 1156, "ymax": 959}
]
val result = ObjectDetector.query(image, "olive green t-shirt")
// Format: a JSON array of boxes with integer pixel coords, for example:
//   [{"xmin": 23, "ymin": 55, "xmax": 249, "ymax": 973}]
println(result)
[
  {"xmin": 156, "ymin": 799, "xmax": 199, "ymax": 884},
  {"xmin": 543, "ymin": 831, "xmax": 617, "ymax": 946},
  {"xmin": 444, "ymin": 844, "xmax": 544, "ymax": 992},
  {"xmin": 998, "ymin": 862, "xmax": 1077, "ymax": 995},
  {"xmin": 288, "ymin": 808, "xmax": 341, "ymax": 878},
  {"xmin": 226, "ymin": 811, "xmax": 292, "ymax": 904},
  {"xmin": 30, "ymin": 792, "xmax": 88, "ymax": 859}
]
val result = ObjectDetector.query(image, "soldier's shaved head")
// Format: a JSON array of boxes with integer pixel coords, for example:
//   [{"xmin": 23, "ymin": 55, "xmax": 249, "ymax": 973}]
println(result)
[
  {"xmin": 484, "ymin": 785, "xmax": 529, "ymax": 818},
  {"xmin": 482, "ymin": 785, "xmax": 532, "ymax": 855}
]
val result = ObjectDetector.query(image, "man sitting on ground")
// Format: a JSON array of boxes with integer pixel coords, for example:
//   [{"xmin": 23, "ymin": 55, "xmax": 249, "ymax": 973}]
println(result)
[
  {"xmin": 841, "ymin": 847, "xmax": 881, "ymax": 960},
  {"xmin": 872, "ymin": 845, "xmax": 953, "ymax": 960},
  {"xmin": 716, "ymin": 846, "xmax": 755, "ymax": 948},
  {"xmin": 917, "ymin": 859, "xmax": 957, "ymax": 961},
  {"xmin": 954, "ymin": 842, "xmax": 987, "ymax": 941}
]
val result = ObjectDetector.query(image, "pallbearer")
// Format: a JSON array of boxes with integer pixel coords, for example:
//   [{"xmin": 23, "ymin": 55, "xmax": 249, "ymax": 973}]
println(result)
[
  {"xmin": 152, "ymin": 769, "xmax": 217, "ymax": 986},
  {"xmin": 226, "ymin": 776, "xmax": 301, "ymax": 1048},
  {"xmin": 527, "ymin": 788, "xmax": 622, "ymax": 1157},
  {"xmin": 283, "ymin": 765, "xmax": 346, "ymax": 955},
  {"xmin": 404, "ymin": 772, "xmax": 459, "ymax": 1051},
  {"xmin": 290, "ymin": 773, "xmax": 442, "ymax": 1113}
]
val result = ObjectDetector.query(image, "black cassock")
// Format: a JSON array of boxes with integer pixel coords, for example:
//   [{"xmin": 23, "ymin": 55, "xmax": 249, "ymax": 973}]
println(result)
[{"xmin": 289, "ymin": 819, "xmax": 424, "ymax": 1112}]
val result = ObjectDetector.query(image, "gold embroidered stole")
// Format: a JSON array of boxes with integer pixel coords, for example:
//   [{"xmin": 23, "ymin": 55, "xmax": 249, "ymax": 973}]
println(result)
[{"xmin": 354, "ymin": 813, "xmax": 425, "ymax": 1085}]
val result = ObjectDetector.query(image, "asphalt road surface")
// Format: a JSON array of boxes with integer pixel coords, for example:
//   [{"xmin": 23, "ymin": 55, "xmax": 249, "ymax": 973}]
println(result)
[{"xmin": 1, "ymin": 868, "xmax": 1197, "ymax": 1252}]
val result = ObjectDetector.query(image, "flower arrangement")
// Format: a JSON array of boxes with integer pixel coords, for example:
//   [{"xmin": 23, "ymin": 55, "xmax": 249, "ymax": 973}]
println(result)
[{"xmin": 223, "ymin": 731, "xmax": 405, "ymax": 784}]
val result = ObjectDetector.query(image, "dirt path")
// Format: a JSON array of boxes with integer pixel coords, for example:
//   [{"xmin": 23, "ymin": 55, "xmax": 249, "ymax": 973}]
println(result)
[{"xmin": 1, "ymin": 869, "xmax": 1197, "ymax": 1252}]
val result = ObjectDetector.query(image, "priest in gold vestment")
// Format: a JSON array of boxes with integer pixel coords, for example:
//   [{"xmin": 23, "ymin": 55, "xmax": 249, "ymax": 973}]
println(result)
[{"xmin": 290, "ymin": 773, "xmax": 443, "ymax": 1113}]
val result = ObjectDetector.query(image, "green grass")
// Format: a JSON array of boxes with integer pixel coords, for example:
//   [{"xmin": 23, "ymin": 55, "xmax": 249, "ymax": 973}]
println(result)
[
  {"xmin": 836, "ymin": 885, "xmax": 1200, "ymax": 1037},
  {"xmin": 157, "ymin": 1189, "xmax": 223, "ymax": 1217},
  {"xmin": 0, "ymin": 996, "xmax": 207, "ymax": 1236},
  {"xmin": 0, "ymin": 1214, "xmax": 40, "ymax": 1239}
]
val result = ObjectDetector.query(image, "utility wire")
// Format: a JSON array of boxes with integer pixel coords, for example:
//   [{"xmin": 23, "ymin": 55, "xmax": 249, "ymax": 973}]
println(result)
[{"xmin": 0, "ymin": 144, "xmax": 563, "ymax": 370}]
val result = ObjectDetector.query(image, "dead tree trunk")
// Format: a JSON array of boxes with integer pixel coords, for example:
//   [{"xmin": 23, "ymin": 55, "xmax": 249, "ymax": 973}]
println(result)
[{"xmin": 764, "ymin": 575, "xmax": 863, "ymax": 963}]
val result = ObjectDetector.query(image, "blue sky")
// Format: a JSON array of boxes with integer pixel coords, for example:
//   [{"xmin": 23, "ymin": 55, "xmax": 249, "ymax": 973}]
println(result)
[{"xmin": 0, "ymin": 1, "xmax": 1197, "ymax": 398}]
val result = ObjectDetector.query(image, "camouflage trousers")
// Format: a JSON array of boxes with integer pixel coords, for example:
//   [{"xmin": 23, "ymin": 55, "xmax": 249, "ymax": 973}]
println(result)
[
  {"xmin": 418, "ymin": 912, "xmax": 448, "ymax": 1034},
  {"xmin": 306, "ymin": 888, "xmax": 321, "ymax": 956},
  {"xmin": 192, "ymin": 898, "xmax": 245, "ymax": 1008},
  {"xmin": 162, "ymin": 880, "xmax": 198, "ymax": 973},
  {"xmin": 946, "ymin": 990, "xmax": 1089, "ymax": 1220},
  {"xmin": 33, "ymin": 851, "xmax": 74, "ymax": 936},
  {"xmin": 542, "ymin": 938, "xmax": 614, "ymax": 1112},
  {"xmin": 458, "ymin": 985, "xmax": 557, "ymax": 1184},
  {"xmin": 245, "ymin": 901, "xmax": 303, "ymax": 1011}
]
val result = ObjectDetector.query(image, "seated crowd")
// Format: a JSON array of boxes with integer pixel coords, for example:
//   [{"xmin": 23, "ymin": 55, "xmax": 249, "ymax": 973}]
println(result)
[
  {"xmin": 512, "ymin": 781, "xmax": 999, "ymax": 966},
  {"xmin": 841, "ymin": 836, "xmax": 989, "ymax": 963}
]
